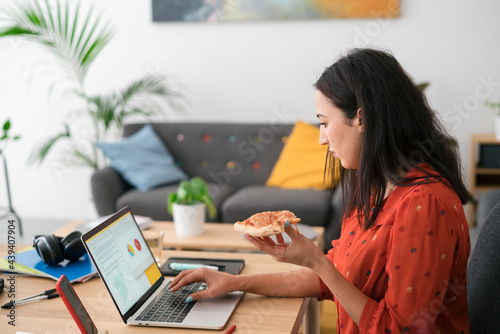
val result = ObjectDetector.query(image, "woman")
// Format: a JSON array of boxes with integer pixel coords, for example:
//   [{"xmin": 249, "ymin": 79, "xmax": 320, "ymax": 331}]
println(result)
[{"xmin": 170, "ymin": 48, "xmax": 471, "ymax": 333}]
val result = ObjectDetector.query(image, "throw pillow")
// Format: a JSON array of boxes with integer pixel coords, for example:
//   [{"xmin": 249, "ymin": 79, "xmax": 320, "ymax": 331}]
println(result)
[
  {"xmin": 265, "ymin": 121, "xmax": 340, "ymax": 190},
  {"xmin": 97, "ymin": 124, "xmax": 188, "ymax": 192}
]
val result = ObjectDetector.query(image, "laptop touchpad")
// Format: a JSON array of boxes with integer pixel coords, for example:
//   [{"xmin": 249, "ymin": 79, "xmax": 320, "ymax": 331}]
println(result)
[{"xmin": 193, "ymin": 293, "xmax": 242, "ymax": 312}]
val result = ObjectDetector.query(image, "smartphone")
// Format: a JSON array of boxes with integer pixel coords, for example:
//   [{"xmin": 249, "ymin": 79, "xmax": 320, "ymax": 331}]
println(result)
[{"xmin": 56, "ymin": 275, "xmax": 98, "ymax": 334}]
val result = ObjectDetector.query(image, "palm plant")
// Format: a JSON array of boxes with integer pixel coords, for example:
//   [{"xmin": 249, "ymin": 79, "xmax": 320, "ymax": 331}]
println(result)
[{"xmin": 0, "ymin": 0, "xmax": 185, "ymax": 169}]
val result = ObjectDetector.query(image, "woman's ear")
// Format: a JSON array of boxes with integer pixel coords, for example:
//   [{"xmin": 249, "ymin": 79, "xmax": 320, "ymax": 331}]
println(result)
[{"xmin": 355, "ymin": 108, "xmax": 364, "ymax": 132}]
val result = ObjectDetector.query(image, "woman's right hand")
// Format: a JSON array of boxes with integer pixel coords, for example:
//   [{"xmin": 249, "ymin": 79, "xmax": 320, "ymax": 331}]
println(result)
[
  {"xmin": 169, "ymin": 267, "xmax": 239, "ymax": 301},
  {"xmin": 245, "ymin": 224, "xmax": 326, "ymax": 270}
]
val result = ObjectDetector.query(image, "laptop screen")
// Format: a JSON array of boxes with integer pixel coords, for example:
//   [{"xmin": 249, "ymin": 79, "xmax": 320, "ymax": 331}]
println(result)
[{"xmin": 83, "ymin": 209, "xmax": 162, "ymax": 315}]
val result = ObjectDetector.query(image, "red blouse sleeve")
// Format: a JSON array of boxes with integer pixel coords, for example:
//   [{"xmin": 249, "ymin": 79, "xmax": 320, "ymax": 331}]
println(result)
[{"xmin": 358, "ymin": 191, "xmax": 465, "ymax": 332}]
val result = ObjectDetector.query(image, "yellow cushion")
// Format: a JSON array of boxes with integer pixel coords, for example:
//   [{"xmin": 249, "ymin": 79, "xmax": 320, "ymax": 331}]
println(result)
[{"xmin": 266, "ymin": 121, "xmax": 340, "ymax": 190}]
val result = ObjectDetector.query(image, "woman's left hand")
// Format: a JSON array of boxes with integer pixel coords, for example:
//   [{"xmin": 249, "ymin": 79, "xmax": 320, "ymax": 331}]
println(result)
[{"xmin": 245, "ymin": 222, "xmax": 326, "ymax": 270}]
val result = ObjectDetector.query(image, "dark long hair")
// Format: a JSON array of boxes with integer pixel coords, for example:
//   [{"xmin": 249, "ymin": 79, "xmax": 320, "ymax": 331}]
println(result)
[{"xmin": 315, "ymin": 48, "xmax": 469, "ymax": 230}]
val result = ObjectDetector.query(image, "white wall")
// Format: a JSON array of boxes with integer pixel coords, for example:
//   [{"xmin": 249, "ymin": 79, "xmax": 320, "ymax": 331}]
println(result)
[{"xmin": 1, "ymin": 0, "xmax": 500, "ymax": 221}]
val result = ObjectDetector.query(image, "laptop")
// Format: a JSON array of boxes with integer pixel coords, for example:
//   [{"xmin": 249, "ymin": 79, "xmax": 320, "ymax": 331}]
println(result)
[{"xmin": 81, "ymin": 206, "xmax": 243, "ymax": 329}]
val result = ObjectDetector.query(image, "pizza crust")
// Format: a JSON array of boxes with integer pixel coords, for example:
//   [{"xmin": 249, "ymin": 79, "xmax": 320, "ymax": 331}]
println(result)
[
  {"xmin": 234, "ymin": 210, "xmax": 301, "ymax": 237},
  {"xmin": 234, "ymin": 221, "xmax": 285, "ymax": 237}
]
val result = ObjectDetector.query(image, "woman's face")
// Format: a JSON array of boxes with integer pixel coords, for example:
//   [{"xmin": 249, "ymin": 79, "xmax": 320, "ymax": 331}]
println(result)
[{"xmin": 315, "ymin": 90, "xmax": 363, "ymax": 169}]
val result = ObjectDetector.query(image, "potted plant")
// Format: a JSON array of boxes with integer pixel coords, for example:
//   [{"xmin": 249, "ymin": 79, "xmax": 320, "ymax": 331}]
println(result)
[
  {"xmin": 167, "ymin": 177, "xmax": 216, "ymax": 237},
  {"xmin": 485, "ymin": 101, "xmax": 500, "ymax": 141}
]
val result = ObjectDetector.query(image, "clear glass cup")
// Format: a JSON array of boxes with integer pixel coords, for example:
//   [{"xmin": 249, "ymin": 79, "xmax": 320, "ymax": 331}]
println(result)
[{"xmin": 142, "ymin": 230, "xmax": 164, "ymax": 265}]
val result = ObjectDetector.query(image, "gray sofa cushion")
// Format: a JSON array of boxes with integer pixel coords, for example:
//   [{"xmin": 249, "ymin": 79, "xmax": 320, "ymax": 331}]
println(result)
[
  {"xmin": 117, "ymin": 183, "xmax": 235, "ymax": 222},
  {"xmin": 221, "ymin": 186, "xmax": 332, "ymax": 226}
]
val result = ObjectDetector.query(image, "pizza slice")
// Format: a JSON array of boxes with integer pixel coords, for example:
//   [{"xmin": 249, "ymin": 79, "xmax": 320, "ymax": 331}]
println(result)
[{"xmin": 234, "ymin": 210, "xmax": 301, "ymax": 237}]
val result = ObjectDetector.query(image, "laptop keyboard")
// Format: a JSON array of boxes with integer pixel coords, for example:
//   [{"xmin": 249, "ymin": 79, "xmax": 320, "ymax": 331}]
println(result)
[{"xmin": 135, "ymin": 282, "xmax": 207, "ymax": 323}]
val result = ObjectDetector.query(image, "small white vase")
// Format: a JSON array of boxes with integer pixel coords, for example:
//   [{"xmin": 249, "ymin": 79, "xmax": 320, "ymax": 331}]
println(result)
[
  {"xmin": 172, "ymin": 203, "xmax": 205, "ymax": 237},
  {"xmin": 495, "ymin": 116, "xmax": 500, "ymax": 141}
]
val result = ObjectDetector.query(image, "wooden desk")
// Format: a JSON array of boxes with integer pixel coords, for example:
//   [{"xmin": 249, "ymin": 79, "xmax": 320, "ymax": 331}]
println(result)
[
  {"xmin": 53, "ymin": 220, "xmax": 323, "ymax": 333},
  {"xmin": 0, "ymin": 246, "xmax": 312, "ymax": 334},
  {"xmin": 54, "ymin": 221, "xmax": 325, "ymax": 252}
]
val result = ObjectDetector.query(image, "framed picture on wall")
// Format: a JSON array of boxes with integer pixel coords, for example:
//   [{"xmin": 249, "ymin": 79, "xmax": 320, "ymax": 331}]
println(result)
[{"xmin": 152, "ymin": 0, "xmax": 400, "ymax": 23}]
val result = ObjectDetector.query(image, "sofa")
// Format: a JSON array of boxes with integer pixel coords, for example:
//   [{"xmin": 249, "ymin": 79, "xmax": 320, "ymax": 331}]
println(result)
[{"xmin": 90, "ymin": 122, "xmax": 343, "ymax": 251}]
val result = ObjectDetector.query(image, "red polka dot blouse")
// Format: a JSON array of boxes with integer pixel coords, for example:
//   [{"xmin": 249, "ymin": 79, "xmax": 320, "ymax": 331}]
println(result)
[{"xmin": 319, "ymin": 163, "xmax": 470, "ymax": 333}]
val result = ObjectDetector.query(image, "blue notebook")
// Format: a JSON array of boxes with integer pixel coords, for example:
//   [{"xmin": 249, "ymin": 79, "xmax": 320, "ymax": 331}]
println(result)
[{"xmin": 9, "ymin": 247, "xmax": 97, "ymax": 283}]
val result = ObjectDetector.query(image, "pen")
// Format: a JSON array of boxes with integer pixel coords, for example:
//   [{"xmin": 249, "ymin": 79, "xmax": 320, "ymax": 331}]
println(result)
[
  {"xmin": 79, "ymin": 273, "xmax": 97, "ymax": 283},
  {"xmin": 1, "ymin": 293, "xmax": 59, "ymax": 308},
  {"xmin": 169, "ymin": 263, "xmax": 219, "ymax": 271},
  {"xmin": 224, "ymin": 324, "xmax": 236, "ymax": 334},
  {"xmin": 1, "ymin": 288, "xmax": 57, "ymax": 308}
]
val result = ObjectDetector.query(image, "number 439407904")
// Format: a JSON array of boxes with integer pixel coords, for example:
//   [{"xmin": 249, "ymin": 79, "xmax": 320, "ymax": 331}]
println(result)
[{"xmin": 7, "ymin": 220, "xmax": 16, "ymax": 270}]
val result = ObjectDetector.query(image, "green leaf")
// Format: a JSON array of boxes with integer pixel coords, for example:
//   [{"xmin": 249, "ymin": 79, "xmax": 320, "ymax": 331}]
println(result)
[
  {"xmin": 24, "ymin": 3, "xmax": 42, "ymax": 27},
  {"xmin": 69, "ymin": 1, "xmax": 80, "ymax": 46},
  {"xmin": 119, "ymin": 73, "xmax": 186, "ymax": 116},
  {"xmin": 44, "ymin": 0, "xmax": 56, "ymax": 32},
  {"xmin": 0, "ymin": 26, "xmax": 39, "ymax": 38},
  {"xmin": 64, "ymin": 0, "xmax": 69, "ymax": 43},
  {"xmin": 28, "ymin": 126, "xmax": 70, "ymax": 165},
  {"xmin": 73, "ymin": 3, "xmax": 94, "ymax": 58},
  {"xmin": 87, "ymin": 93, "xmax": 119, "ymax": 130},
  {"xmin": 190, "ymin": 177, "xmax": 208, "ymax": 197},
  {"xmin": 76, "ymin": 14, "xmax": 101, "ymax": 70},
  {"xmin": 200, "ymin": 194, "xmax": 217, "ymax": 219},
  {"xmin": 56, "ymin": 0, "xmax": 63, "ymax": 38},
  {"xmin": 167, "ymin": 193, "xmax": 177, "ymax": 214},
  {"xmin": 116, "ymin": 107, "xmax": 157, "ymax": 126},
  {"xmin": 31, "ymin": 0, "xmax": 48, "ymax": 30},
  {"xmin": 3, "ymin": 120, "xmax": 11, "ymax": 131},
  {"xmin": 80, "ymin": 28, "xmax": 113, "ymax": 75},
  {"xmin": 66, "ymin": 146, "xmax": 98, "ymax": 169},
  {"xmin": 177, "ymin": 180, "xmax": 191, "ymax": 203}
]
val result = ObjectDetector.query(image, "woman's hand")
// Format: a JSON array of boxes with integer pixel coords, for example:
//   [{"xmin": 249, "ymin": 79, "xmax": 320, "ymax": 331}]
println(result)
[
  {"xmin": 169, "ymin": 267, "xmax": 238, "ymax": 301},
  {"xmin": 245, "ymin": 222, "xmax": 326, "ymax": 270}
]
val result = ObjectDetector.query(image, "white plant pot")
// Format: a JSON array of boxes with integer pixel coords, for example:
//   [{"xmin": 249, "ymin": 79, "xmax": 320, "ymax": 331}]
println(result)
[
  {"xmin": 495, "ymin": 116, "xmax": 500, "ymax": 141},
  {"xmin": 172, "ymin": 203, "xmax": 205, "ymax": 237}
]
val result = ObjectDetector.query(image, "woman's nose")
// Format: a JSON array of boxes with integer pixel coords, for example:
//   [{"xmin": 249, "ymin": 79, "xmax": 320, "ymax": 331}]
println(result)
[{"xmin": 319, "ymin": 127, "xmax": 328, "ymax": 146}]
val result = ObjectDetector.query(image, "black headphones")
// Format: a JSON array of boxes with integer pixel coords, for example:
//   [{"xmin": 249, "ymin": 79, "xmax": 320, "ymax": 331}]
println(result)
[{"xmin": 33, "ymin": 231, "xmax": 86, "ymax": 266}]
